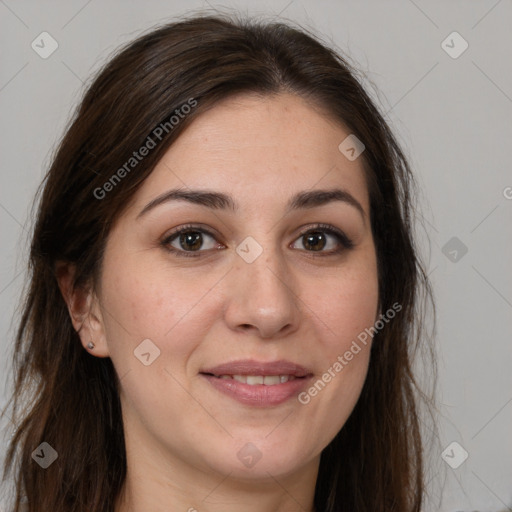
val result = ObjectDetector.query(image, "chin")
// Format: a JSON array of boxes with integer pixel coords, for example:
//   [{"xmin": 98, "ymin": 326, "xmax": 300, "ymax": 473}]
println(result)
[{"xmin": 203, "ymin": 436, "xmax": 314, "ymax": 480}]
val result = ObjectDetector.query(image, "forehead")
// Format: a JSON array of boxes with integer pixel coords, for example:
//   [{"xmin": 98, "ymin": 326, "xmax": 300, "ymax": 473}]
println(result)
[{"xmin": 129, "ymin": 93, "xmax": 370, "ymax": 215}]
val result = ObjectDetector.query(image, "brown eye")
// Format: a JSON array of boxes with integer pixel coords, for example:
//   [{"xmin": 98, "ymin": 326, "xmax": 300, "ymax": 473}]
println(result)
[
  {"xmin": 303, "ymin": 231, "xmax": 326, "ymax": 251},
  {"xmin": 291, "ymin": 224, "xmax": 354, "ymax": 255},
  {"xmin": 179, "ymin": 231, "xmax": 203, "ymax": 251},
  {"xmin": 164, "ymin": 227, "xmax": 220, "ymax": 255}
]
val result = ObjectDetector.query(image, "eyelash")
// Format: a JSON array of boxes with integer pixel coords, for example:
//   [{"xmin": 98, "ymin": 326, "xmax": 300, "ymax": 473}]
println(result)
[{"xmin": 160, "ymin": 223, "xmax": 354, "ymax": 259}]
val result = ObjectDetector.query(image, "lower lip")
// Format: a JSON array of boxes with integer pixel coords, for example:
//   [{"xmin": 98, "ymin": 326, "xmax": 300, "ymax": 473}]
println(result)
[{"xmin": 201, "ymin": 374, "xmax": 312, "ymax": 406}]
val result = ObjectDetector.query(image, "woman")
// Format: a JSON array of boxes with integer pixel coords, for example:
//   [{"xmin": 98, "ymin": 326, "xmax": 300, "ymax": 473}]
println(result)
[{"xmin": 2, "ymin": 13, "xmax": 435, "ymax": 512}]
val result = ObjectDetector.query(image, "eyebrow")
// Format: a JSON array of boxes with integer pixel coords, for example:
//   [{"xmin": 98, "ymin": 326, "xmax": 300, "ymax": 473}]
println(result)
[{"xmin": 137, "ymin": 187, "xmax": 366, "ymax": 223}]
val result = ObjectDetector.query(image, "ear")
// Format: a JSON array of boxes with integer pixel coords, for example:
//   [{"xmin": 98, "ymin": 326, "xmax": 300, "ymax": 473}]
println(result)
[{"xmin": 55, "ymin": 261, "xmax": 110, "ymax": 358}]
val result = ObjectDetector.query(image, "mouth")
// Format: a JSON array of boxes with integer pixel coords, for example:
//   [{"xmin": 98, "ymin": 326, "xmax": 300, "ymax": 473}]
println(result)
[
  {"xmin": 200, "ymin": 359, "xmax": 312, "ymax": 378},
  {"xmin": 201, "ymin": 373, "xmax": 305, "ymax": 385},
  {"xmin": 200, "ymin": 359, "xmax": 313, "ymax": 406}
]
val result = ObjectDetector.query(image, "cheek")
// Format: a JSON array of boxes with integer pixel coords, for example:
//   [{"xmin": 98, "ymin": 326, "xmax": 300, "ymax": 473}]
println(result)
[
  {"xmin": 315, "ymin": 275, "xmax": 377, "ymax": 389},
  {"xmin": 97, "ymin": 258, "xmax": 217, "ymax": 424},
  {"xmin": 313, "ymin": 254, "xmax": 379, "ymax": 351},
  {"xmin": 99, "ymin": 253, "xmax": 222, "ymax": 370},
  {"xmin": 325, "ymin": 277, "xmax": 379, "ymax": 345},
  {"xmin": 300, "ymin": 252, "xmax": 378, "ymax": 423}
]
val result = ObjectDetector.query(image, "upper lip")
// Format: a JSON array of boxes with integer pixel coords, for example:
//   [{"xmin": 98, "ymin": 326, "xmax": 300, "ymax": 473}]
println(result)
[{"xmin": 200, "ymin": 359, "xmax": 312, "ymax": 377}]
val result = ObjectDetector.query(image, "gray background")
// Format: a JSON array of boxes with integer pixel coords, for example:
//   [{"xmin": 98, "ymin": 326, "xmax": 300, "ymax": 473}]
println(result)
[{"xmin": 1, "ymin": 1, "xmax": 511, "ymax": 510}]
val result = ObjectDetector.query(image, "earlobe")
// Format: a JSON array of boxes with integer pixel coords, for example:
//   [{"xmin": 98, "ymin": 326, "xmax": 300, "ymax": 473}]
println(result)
[
  {"xmin": 55, "ymin": 261, "xmax": 110, "ymax": 358},
  {"xmin": 82, "ymin": 303, "xmax": 110, "ymax": 358}
]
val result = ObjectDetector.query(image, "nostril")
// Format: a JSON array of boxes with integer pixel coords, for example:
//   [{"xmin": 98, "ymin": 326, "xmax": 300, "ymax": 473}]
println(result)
[{"xmin": 239, "ymin": 324, "xmax": 254, "ymax": 330}]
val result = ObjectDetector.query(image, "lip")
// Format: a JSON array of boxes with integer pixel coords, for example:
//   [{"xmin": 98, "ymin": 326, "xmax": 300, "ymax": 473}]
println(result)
[
  {"xmin": 201, "ymin": 359, "xmax": 312, "ymax": 377},
  {"xmin": 200, "ymin": 359, "xmax": 314, "ymax": 407}
]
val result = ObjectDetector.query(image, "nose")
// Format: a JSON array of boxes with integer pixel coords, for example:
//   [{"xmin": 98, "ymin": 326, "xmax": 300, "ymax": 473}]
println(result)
[{"xmin": 223, "ymin": 248, "xmax": 300, "ymax": 339}]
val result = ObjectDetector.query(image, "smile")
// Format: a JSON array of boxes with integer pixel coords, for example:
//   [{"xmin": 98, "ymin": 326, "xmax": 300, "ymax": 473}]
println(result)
[{"xmin": 211, "ymin": 374, "xmax": 299, "ymax": 385}]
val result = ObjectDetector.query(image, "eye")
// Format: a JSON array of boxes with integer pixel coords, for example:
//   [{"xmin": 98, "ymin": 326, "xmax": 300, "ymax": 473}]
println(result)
[
  {"xmin": 291, "ymin": 224, "xmax": 354, "ymax": 255},
  {"xmin": 161, "ymin": 223, "xmax": 353, "ymax": 258},
  {"xmin": 161, "ymin": 225, "xmax": 223, "ymax": 257}
]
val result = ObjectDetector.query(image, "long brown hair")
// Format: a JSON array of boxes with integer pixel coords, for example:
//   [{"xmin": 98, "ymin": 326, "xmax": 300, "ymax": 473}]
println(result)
[{"xmin": 2, "ymin": 12, "xmax": 435, "ymax": 512}]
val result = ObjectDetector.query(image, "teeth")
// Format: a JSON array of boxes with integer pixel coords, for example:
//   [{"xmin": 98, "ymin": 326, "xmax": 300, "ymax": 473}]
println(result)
[
  {"xmin": 246, "ymin": 375, "xmax": 264, "ymax": 385},
  {"xmin": 215, "ymin": 374, "xmax": 296, "ymax": 385}
]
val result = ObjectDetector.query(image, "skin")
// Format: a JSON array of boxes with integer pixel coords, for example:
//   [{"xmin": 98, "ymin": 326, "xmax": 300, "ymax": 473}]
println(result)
[{"xmin": 59, "ymin": 93, "xmax": 379, "ymax": 512}]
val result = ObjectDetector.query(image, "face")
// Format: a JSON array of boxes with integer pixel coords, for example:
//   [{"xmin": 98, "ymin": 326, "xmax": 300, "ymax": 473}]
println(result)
[{"xmin": 83, "ymin": 93, "xmax": 379, "ymax": 482}]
